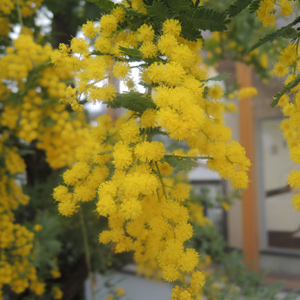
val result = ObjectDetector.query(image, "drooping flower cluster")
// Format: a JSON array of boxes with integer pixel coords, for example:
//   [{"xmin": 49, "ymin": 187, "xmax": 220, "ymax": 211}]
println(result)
[
  {"xmin": 0, "ymin": 29, "xmax": 89, "ymax": 300},
  {"xmin": 0, "ymin": 34, "xmax": 89, "ymax": 169},
  {"xmin": 0, "ymin": 136, "xmax": 43, "ymax": 298},
  {"xmin": 255, "ymin": 4, "xmax": 300, "ymax": 212},
  {"xmin": 53, "ymin": 3, "xmax": 251, "ymax": 298},
  {"xmin": 53, "ymin": 10, "xmax": 250, "ymax": 190}
]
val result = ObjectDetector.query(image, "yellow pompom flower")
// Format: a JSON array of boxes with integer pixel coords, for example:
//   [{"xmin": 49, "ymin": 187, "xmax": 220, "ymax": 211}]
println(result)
[
  {"xmin": 121, "ymin": 198, "xmax": 142, "ymax": 220},
  {"xmin": 162, "ymin": 19, "xmax": 182, "ymax": 37},
  {"xmin": 140, "ymin": 41, "xmax": 158, "ymax": 59},
  {"xmin": 140, "ymin": 109, "xmax": 156, "ymax": 128},
  {"xmin": 119, "ymin": 120, "xmax": 140, "ymax": 144},
  {"xmin": 82, "ymin": 20, "xmax": 98, "ymax": 39},
  {"xmin": 287, "ymin": 170, "xmax": 300, "ymax": 189},
  {"xmin": 100, "ymin": 14, "xmax": 118, "ymax": 35},
  {"xmin": 134, "ymin": 141, "xmax": 165, "ymax": 162},
  {"xmin": 171, "ymin": 183, "xmax": 190, "ymax": 202},
  {"xmin": 208, "ymin": 84, "xmax": 224, "ymax": 100},
  {"xmin": 178, "ymin": 248, "xmax": 199, "ymax": 272},
  {"xmin": 238, "ymin": 87, "xmax": 258, "ymax": 100},
  {"xmin": 113, "ymin": 142, "xmax": 133, "ymax": 169},
  {"xmin": 292, "ymin": 194, "xmax": 300, "ymax": 211},
  {"xmin": 163, "ymin": 61, "xmax": 185, "ymax": 86},
  {"xmin": 137, "ymin": 24, "xmax": 154, "ymax": 42},
  {"xmin": 190, "ymin": 271, "xmax": 205, "ymax": 291},
  {"xmin": 290, "ymin": 146, "xmax": 300, "ymax": 164},
  {"xmin": 113, "ymin": 62, "xmax": 130, "ymax": 79},
  {"xmin": 158, "ymin": 34, "xmax": 178, "ymax": 56}
]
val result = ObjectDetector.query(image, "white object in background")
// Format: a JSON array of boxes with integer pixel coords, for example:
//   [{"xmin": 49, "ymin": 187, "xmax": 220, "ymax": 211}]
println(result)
[{"xmin": 84, "ymin": 270, "xmax": 172, "ymax": 300}]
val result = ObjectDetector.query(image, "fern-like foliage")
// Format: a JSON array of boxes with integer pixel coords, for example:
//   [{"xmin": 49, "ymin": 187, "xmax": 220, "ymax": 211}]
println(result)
[
  {"xmin": 140, "ymin": 127, "xmax": 168, "ymax": 141},
  {"xmin": 99, "ymin": 150, "xmax": 113, "ymax": 155},
  {"xmin": 248, "ymin": 0, "xmax": 261, "ymax": 13},
  {"xmin": 163, "ymin": 155, "xmax": 199, "ymax": 171},
  {"xmin": 202, "ymin": 73, "xmax": 230, "ymax": 82},
  {"xmin": 119, "ymin": 46, "xmax": 144, "ymax": 61},
  {"xmin": 144, "ymin": 0, "xmax": 230, "ymax": 40},
  {"xmin": 146, "ymin": 1, "xmax": 172, "ymax": 23},
  {"xmin": 190, "ymin": 7, "xmax": 230, "ymax": 32},
  {"xmin": 226, "ymin": 0, "xmax": 253, "ymax": 17},
  {"xmin": 247, "ymin": 16, "xmax": 300, "ymax": 53},
  {"xmin": 163, "ymin": 155, "xmax": 211, "ymax": 171},
  {"xmin": 106, "ymin": 92, "xmax": 157, "ymax": 114},
  {"xmin": 167, "ymin": 0, "xmax": 190, "ymax": 14},
  {"xmin": 88, "ymin": 0, "xmax": 117, "ymax": 12},
  {"xmin": 271, "ymin": 74, "xmax": 300, "ymax": 107}
]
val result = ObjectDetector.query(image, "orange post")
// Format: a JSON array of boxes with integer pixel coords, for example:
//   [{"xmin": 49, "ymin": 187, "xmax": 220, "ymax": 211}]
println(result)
[{"xmin": 236, "ymin": 62, "xmax": 260, "ymax": 270}]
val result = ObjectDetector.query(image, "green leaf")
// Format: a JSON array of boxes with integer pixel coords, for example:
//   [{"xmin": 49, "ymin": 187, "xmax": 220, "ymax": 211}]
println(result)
[
  {"xmin": 163, "ymin": 155, "xmax": 199, "ymax": 171},
  {"xmin": 248, "ymin": 0, "xmax": 261, "ymax": 13},
  {"xmin": 99, "ymin": 150, "xmax": 113, "ymax": 155},
  {"xmin": 88, "ymin": 0, "xmax": 117, "ymax": 11},
  {"xmin": 140, "ymin": 127, "xmax": 168, "ymax": 141},
  {"xmin": 281, "ymin": 28, "xmax": 299, "ymax": 39},
  {"xmin": 119, "ymin": 46, "xmax": 143, "ymax": 61},
  {"xmin": 190, "ymin": 7, "xmax": 230, "ymax": 32},
  {"xmin": 106, "ymin": 92, "xmax": 157, "ymax": 113},
  {"xmin": 202, "ymin": 73, "xmax": 230, "ymax": 82},
  {"xmin": 90, "ymin": 50, "xmax": 114, "ymax": 56},
  {"xmin": 146, "ymin": 0, "xmax": 172, "ymax": 24},
  {"xmin": 226, "ymin": 0, "xmax": 253, "ymax": 17},
  {"xmin": 168, "ymin": 0, "xmax": 190, "ymax": 14},
  {"xmin": 271, "ymin": 74, "xmax": 300, "ymax": 107},
  {"xmin": 181, "ymin": 19, "xmax": 203, "ymax": 41},
  {"xmin": 247, "ymin": 16, "xmax": 300, "ymax": 53}
]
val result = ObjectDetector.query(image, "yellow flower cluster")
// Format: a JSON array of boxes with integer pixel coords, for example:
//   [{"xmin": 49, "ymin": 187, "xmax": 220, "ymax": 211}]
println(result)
[
  {"xmin": 0, "ymin": 137, "xmax": 46, "ymax": 298},
  {"xmin": 257, "ymin": 0, "xmax": 293, "ymax": 27},
  {"xmin": 0, "ymin": 30, "xmax": 83, "ymax": 300},
  {"xmin": 255, "ymin": 6, "xmax": 300, "ymax": 212},
  {"xmin": 53, "ymin": 13, "xmax": 250, "ymax": 189},
  {"xmin": 238, "ymin": 87, "xmax": 258, "ymax": 100},
  {"xmin": 0, "ymin": 34, "xmax": 88, "ymax": 169},
  {"xmin": 0, "ymin": 0, "xmax": 42, "ymax": 17},
  {"xmin": 54, "ymin": 6, "xmax": 252, "ymax": 298},
  {"xmin": 55, "ymin": 114, "xmax": 207, "ymax": 298}
]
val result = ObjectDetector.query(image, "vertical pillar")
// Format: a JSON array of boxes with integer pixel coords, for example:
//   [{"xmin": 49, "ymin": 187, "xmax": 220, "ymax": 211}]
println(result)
[{"xmin": 236, "ymin": 62, "xmax": 260, "ymax": 270}]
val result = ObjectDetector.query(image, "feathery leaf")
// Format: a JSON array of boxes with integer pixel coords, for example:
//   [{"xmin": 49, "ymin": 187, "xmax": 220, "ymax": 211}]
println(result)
[
  {"xmin": 247, "ymin": 16, "xmax": 300, "ymax": 53},
  {"xmin": 248, "ymin": 0, "xmax": 261, "ymax": 13},
  {"xmin": 202, "ymin": 73, "xmax": 230, "ymax": 82},
  {"xmin": 226, "ymin": 0, "xmax": 253, "ymax": 17},
  {"xmin": 146, "ymin": 0, "xmax": 172, "ymax": 23},
  {"xmin": 191, "ymin": 7, "xmax": 230, "ymax": 32},
  {"xmin": 88, "ymin": 0, "xmax": 117, "ymax": 11},
  {"xmin": 163, "ymin": 155, "xmax": 211, "ymax": 171},
  {"xmin": 106, "ymin": 92, "xmax": 157, "ymax": 113},
  {"xmin": 271, "ymin": 74, "xmax": 300, "ymax": 107}
]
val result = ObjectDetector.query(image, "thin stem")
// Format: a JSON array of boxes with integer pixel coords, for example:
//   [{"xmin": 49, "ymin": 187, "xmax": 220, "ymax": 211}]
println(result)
[
  {"xmin": 225, "ymin": 155, "xmax": 233, "ymax": 164},
  {"xmin": 155, "ymin": 161, "xmax": 167, "ymax": 200},
  {"xmin": 164, "ymin": 154, "xmax": 212, "ymax": 160},
  {"xmin": 293, "ymin": 37, "xmax": 299, "ymax": 77},
  {"xmin": 16, "ymin": 0, "xmax": 24, "ymax": 33},
  {"xmin": 79, "ymin": 206, "xmax": 96, "ymax": 300},
  {"xmin": 201, "ymin": 129, "xmax": 214, "ymax": 142}
]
